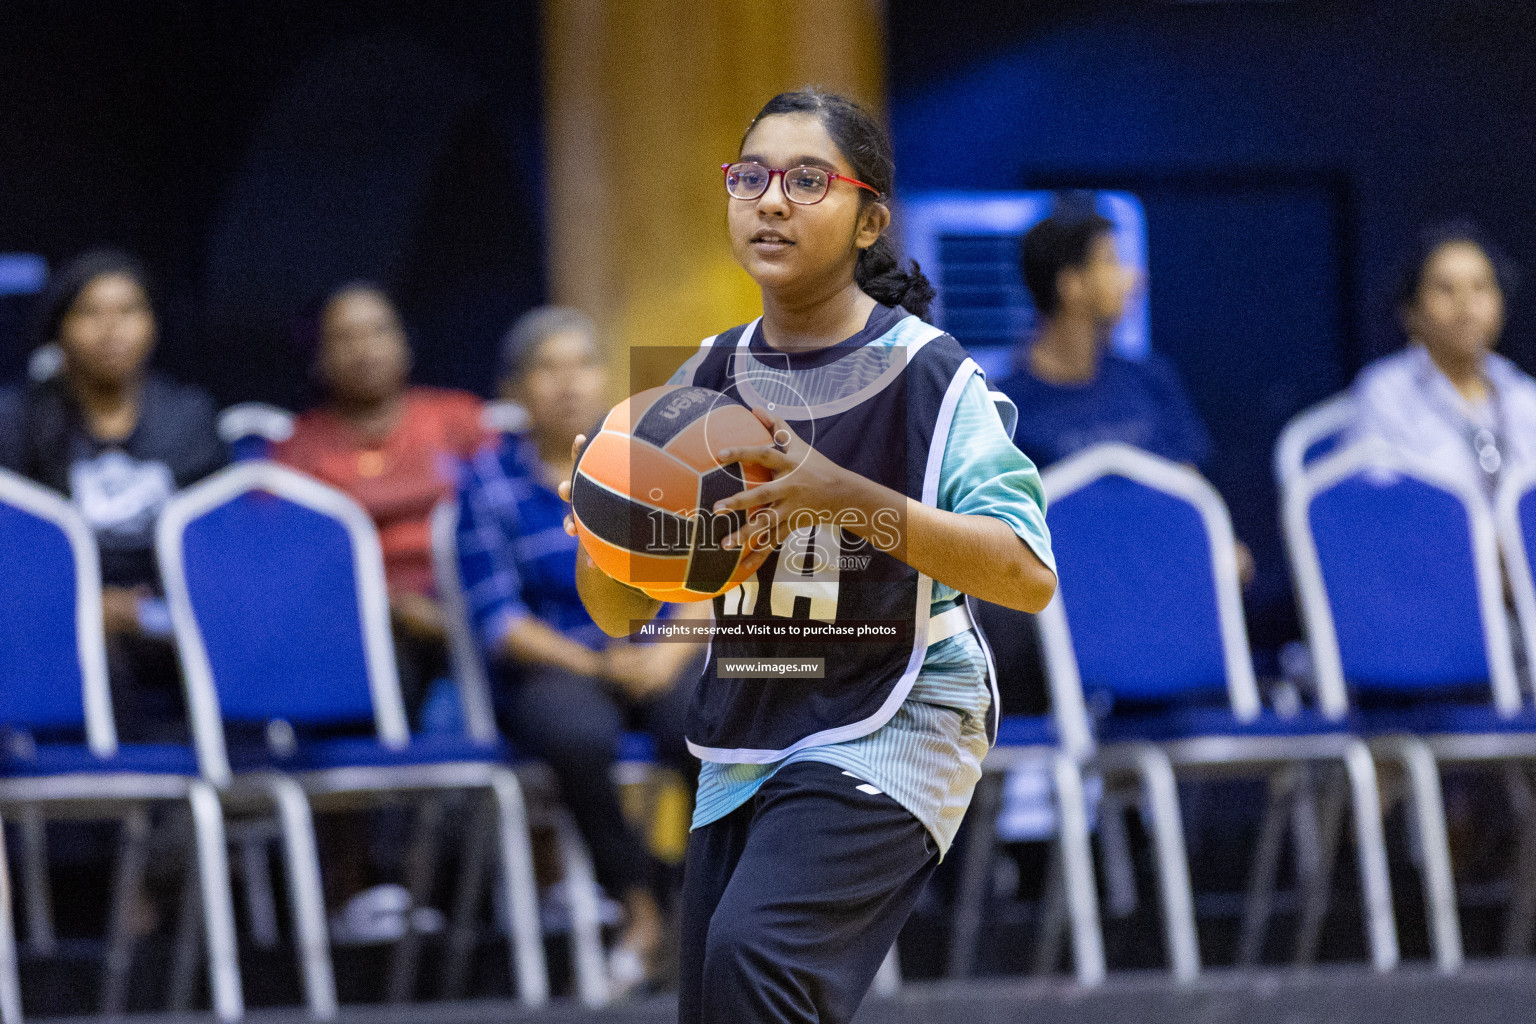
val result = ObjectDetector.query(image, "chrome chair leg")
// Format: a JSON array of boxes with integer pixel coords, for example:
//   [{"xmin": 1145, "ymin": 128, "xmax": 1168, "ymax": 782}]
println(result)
[
  {"xmin": 946, "ymin": 770, "xmax": 1004, "ymax": 978},
  {"xmin": 101, "ymin": 804, "xmax": 151, "ymax": 1014},
  {"xmin": 166, "ymin": 873, "xmax": 202, "ymax": 1013},
  {"xmin": 187, "ymin": 782, "xmax": 244, "ymax": 1021},
  {"xmin": 1030, "ymin": 842, "xmax": 1067, "ymax": 977},
  {"xmin": 386, "ymin": 796, "xmax": 446, "ymax": 1003},
  {"xmin": 1342, "ymin": 741, "xmax": 1400, "ymax": 973},
  {"xmin": 489, "ymin": 768, "xmax": 550, "ymax": 1007},
  {"xmin": 1099, "ymin": 744, "xmax": 1198, "ymax": 983},
  {"xmin": 1292, "ymin": 765, "xmax": 1348, "ymax": 966},
  {"xmin": 1095, "ymin": 789, "xmax": 1138, "ymax": 920},
  {"xmin": 1052, "ymin": 753, "xmax": 1105, "ymax": 986},
  {"xmin": 441, "ymin": 795, "xmax": 495, "ymax": 999},
  {"xmin": 258, "ymin": 776, "xmax": 337, "ymax": 1019},
  {"xmin": 1503, "ymin": 766, "xmax": 1536, "ymax": 957},
  {"xmin": 16, "ymin": 809, "xmax": 50, "ymax": 958},
  {"xmin": 233, "ymin": 823, "xmax": 280, "ymax": 949},
  {"xmin": 0, "ymin": 813, "xmax": 23, "ymax": 1024},
  {"xmin": 553, "ymin": 811, "xmax": 606, "ymax": 1007},
  {"xmin": 1237, "ymin": 766, "xmax": 1300, "ymax": 966},
  {"xmin": 1373, "ymin": 737, "xmax": 1461, "ymax": 973}
]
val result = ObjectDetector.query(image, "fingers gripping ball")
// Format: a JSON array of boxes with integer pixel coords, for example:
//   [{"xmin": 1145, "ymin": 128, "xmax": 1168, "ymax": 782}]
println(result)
[{"xmin": 572, "ymin": 385, "xmax": 774, "ymax": 601}]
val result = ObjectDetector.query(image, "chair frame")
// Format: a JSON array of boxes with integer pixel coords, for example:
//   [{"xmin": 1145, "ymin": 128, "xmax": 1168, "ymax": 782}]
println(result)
[
  {"xmin": 1043, "ymin": 443, "xmax": 1400, "ymax": 979},
  {"xmin": 1496, "ymin": 459, "xmax": 1536, "ymax": 703},
  {"xmin": 216, "ymin": 403, "xmax": 296, "ymax": 448},
  {"xmin": 1284, "ymin": 439, "xmax": 1522, "ymax": 972},
  {"xmin": 0, "ymin": 469, "xmax": 243, "ymax": 1021},
  {"xmin": 0, "ymin": 813, "xmax": 17, "ymax": 1024},
  {"xmin": 158, "ymin": 462, "xmax": 548, "ymax": 1016},
  {"xmin": 1272, "ymin": 391, "xmax": 1357, "ymax": 493},
  {"xmin": 429, "ymin": 498, "xmax": 608, "ymax": 1005},
  {"xmin": 966, "ymin": 630, "xmax": 1108, "ymax": 988}
]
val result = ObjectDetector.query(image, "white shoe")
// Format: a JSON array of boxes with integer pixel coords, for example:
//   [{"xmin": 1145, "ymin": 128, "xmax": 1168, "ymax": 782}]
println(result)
[
  {"xmin": 329, "ymin": 884, "xmax": 445, "ymax": 946},
  {"xmin": 606, "ymin": 945, "xmax": 648, "ymax": 1001}
]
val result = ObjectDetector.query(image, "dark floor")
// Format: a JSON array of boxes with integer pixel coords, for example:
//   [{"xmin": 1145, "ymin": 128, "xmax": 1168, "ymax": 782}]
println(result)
[{"xmin": 28, "ymin": 963, "xmax": 1536, "ymax": 1024}]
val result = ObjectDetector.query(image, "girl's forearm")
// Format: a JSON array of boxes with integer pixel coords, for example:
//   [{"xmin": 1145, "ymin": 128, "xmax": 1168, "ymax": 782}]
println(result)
[
  {"xmin": 575, "ymin": 546, "xmax": 664, "ymax": 636},
  {"xmin": 838, "ymin": 475, "xmax": 1057, "ymax": 613}
]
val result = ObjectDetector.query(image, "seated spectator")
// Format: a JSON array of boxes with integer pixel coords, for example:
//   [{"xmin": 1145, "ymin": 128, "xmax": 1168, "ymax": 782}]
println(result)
[
  {"xmin": 456, "ymin": 307, "xmax": 702, "ymax": 995},
  {"xmin": 273, "ymin": 282, "xmax": 489, "ymax": 719},
  {"xmin": 996, "ymin": 207, "xmax": 1212, "ymax": 471},
  {"xmin": 1352, "ymin": 220, "xmax": 1536, "ymax": 501},
  {"xmin": 987, "ymin": 210, "xmax": 1242, "ymax": 718},
  {"xmin": 0, "ymin": 248, "xmax": 224, "ymax": 740}
]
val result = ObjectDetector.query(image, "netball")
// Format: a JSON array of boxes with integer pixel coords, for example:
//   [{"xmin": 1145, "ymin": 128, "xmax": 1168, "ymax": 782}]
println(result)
[{"xmin": 571, "ymin": 384, "xmax": 774, "ymax": 601}]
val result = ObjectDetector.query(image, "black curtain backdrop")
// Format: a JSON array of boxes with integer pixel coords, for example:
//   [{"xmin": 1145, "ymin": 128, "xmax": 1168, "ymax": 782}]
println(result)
[{"xmin": 0, "ymin": 1, "xmax": 546, "ymax": 407}]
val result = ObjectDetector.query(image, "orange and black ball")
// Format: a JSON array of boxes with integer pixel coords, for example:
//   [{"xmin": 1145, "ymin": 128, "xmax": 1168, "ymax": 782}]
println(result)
[{"xmin": 572, "ymin": 385, "xmax": 774, "ymax": 601}]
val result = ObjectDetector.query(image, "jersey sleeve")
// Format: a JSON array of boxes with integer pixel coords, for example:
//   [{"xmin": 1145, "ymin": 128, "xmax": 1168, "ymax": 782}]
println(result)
[{"xmin": 936, "ymin": 372, "xmax": 1056, "ymax": 576}]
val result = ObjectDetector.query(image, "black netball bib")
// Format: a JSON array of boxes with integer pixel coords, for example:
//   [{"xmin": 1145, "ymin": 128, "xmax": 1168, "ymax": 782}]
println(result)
[{"xmin": 683, "ymin": 310, "xmax": 989, "ymax": 762}]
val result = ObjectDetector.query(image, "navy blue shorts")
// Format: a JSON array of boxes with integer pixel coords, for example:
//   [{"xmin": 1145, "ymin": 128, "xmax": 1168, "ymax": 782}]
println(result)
[{"xmin": 678, "ymin": 759, "xmax": 939, "ymax": 1024}]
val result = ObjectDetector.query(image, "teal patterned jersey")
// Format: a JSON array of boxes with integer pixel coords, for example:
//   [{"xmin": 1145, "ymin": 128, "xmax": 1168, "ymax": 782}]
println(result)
[{"xmin": 667, "ymin": 316, "xmax": 1053, "ymax": 855}]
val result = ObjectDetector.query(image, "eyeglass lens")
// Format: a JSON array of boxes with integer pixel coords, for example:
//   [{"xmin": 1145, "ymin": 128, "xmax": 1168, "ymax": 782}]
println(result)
[{"xmin": 726, "ymin": 163, "xmax": 831, "ymax": 204}]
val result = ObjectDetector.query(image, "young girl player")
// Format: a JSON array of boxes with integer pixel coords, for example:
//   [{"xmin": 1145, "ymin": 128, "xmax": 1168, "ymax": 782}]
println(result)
[{"xmin": 561, "ymin": 89, "xmax": 1058, "ymax": 1022}]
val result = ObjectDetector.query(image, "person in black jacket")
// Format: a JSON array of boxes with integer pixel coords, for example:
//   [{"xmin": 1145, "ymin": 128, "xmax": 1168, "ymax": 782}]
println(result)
[{"xmin": 0, "ymin": 249, "xmax": 225, "ymax": 740}]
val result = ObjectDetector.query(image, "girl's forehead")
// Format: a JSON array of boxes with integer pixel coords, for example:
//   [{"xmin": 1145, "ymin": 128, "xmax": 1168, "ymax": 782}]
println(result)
[{"xmin": 740, "ymin": 113, "xmax": 849, "ymax": 170}]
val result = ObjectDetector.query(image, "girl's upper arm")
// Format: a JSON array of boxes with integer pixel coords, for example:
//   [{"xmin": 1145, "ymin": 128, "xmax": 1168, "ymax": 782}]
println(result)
[{"xmin": 937, "ymin": 373, "xmax": 1056, "ymax": 577}]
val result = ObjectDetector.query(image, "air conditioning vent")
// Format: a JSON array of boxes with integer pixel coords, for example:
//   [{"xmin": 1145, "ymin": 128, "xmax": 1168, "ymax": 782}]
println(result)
[{"xmin": 901, "ymin": 192, "xmax": 1148, "ymax": 380}]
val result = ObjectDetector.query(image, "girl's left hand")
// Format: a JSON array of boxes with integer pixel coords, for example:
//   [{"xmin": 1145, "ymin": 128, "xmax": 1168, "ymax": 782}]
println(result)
[{"xmin": 711, "ymin": 406, "xmax": 862, "ymax": 551}]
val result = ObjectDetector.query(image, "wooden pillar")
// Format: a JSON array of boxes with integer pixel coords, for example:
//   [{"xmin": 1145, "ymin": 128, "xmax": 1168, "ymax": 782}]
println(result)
[{"xmin": 541, "ymin": 0, "xmax": 885, "ymax": 390}]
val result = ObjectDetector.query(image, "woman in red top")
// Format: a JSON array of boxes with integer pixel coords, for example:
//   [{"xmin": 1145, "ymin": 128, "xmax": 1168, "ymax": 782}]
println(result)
[{"xmin": 275, "ymin": 282, "xmax": 490, "ymax": 717}]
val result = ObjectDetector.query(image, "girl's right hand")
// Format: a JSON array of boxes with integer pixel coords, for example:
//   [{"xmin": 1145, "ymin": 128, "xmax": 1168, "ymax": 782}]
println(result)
[{"xmin": 558, "ymin": 433, "xmax": 584, "ymax": 535}]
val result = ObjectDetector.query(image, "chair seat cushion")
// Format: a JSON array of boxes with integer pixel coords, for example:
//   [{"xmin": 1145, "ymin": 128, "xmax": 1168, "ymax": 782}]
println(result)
[
  {"xmin": 1098, "ymin": 705, "xmax": 1350, "ymax": 744},
  {"xmin": 1358, "ymin": 703, "xmax": 1536, "ymax": 736},
  {"xmin": 0, "ymin": 742, "xmax": 199, "ymax": 777},
  {"xmin": 994, "ymin": 715, "xmax": 1058, "ymax": 747},
  {"xmin": 232, "ymin": 733, "xmax": 512, "ymax": 773}
]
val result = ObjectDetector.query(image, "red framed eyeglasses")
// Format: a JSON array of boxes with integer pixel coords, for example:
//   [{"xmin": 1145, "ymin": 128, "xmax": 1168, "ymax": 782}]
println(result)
[{"xmin": 721, "ymin": 161, "xmax": 883, "ymax": 205}]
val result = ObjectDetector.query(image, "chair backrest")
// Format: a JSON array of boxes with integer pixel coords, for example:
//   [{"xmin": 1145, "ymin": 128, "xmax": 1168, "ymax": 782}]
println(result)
[
  {"xmin": 429, "ymin": 499, "xmax": 500, "ymax": 744},
  {"xmin": 1494, "ymin": 462, "xmax": 1536, "ymax": 696},
  {"xmin": 1286, "ymin": 440, "xmax": 1518, "ymax": 718},
  {"xmin": 1273, "ymin": 392, "xmax": 1356, "ymax": 492},
  {"xmin": 157, "ymin": 462, "xmax": 407, "ymax": 785},
  {"xmin": 1039, "ymin": 444, "xmax": 1261, "ymax": 722},
  {"xmin": 0, "ymin": 470, "xmax": 114, "ymax": 754},
  {"xmin": 217, "ymin": 403, "xmax": 295, "ymax": 462}
]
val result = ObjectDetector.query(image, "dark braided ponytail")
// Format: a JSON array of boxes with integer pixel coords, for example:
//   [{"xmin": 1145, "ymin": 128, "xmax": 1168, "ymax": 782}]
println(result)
[{"xmin": 744, "ymin": 89, "xmax": 936, "ymax": 320}]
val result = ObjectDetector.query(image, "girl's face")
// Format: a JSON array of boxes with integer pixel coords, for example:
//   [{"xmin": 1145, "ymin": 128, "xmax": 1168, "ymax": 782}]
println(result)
[
  {"xmin": 58, "ymin": 272, "xmax": 157, "ymax": 389},
  {"xmin": 728, "ymin": 112, "xmax": 887, "ymax": 299},
  {"xmin": 1404, "ymin": 241, "xmax": 1505, "ymax": 367}
]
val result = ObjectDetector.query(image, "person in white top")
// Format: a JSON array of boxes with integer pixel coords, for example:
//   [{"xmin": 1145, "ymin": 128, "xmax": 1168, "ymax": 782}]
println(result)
[{"xmin": 1352, "ymin": 221, "xmax": 1536, "ymax": 503}]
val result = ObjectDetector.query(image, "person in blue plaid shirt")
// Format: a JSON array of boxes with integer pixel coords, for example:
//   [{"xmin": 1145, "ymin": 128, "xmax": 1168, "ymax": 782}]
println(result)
[{"xmin": 454, "ymin": 307, "xmax": 703, "ymax": 994}]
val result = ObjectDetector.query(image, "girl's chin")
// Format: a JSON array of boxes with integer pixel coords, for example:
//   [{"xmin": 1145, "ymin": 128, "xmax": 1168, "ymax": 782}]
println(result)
[{"xmin": 743, "ymin": 260, "xmax": 806, "ymax": 291}]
